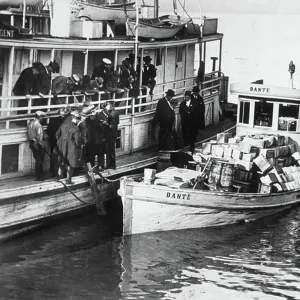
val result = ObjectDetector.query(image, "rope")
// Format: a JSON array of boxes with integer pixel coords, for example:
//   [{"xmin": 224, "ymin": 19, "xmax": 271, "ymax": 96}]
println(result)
[
  {"xmin": 93, "ymin": 168, "xmax": 123, "ymax": 183},
  {"xmin": 56, "ymin": 179, "xmax": 95, "ymax": 205},
  {"xmin": 177, "ymin": 0, "xmax": 199, "ymax": 35}
]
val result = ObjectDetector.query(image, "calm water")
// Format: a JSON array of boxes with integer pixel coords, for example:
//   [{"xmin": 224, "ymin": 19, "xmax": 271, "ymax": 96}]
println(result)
[
  {"xmin": 2, "ymin": 11, "xmax": 300, "ymax": 299},
  {"xmin": 0, "ymin": 202, "xmax": 300, "ymax": 299}
]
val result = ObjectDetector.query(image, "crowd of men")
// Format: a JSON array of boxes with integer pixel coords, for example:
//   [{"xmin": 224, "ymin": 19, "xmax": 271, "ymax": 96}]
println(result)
[
  {"xmin": 13, "ymin": 54, "xmax": 157, "ymax": 109},
  {"xmin": 16, "ymin": 56, "xmax": 206, "ymax": 182},
  {"xmin": 27, "ymin": 99, "xmax": 119, "ymax": 183}
]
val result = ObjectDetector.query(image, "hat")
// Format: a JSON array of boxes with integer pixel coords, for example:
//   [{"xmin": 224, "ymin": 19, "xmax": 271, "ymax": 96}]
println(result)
[
  {"xmin": 72, "ymin": 112, "xmax": 81, "ymax": 119},
  {"xmin": 95, "ymin": 77, "xmax": 104, "ymax": 88},
  {"xmin": 82, "ymin": 104, "xmax": 96, "ymax": 115},
  {"xmin": 102, "ymin": 58, "xmax": 112, "ymax": 65},
  {"xmin": 122, "ymin": 59, "xmax": 131, "ymax": 69},
  {"xmin": 35, "ymin": 110, "xmax": 46, "ymax": 117},
  {"xmin": 184, "ymin": 90, "xmax": 192, "ymax": 97},
  {"xmin": 192, "ymin": 85, "xmax": 200, "ymax": 92},
  {"xmin": 48, "ymin": 61, "xmax": 60, "ymax": 73},
  {"xmin": 59, "ymin": 106, "xmax": 71, "ymax": 116},
  {"xmin": 70, "ymin": 74, "xmax": 80, "ymax": 85},
  {"xmin": 32, "ymin": 62, "xmax": 45, "ymax": 73},
  {"xmin": 143, "ymin": 55, "xmax": 152, "ymax": 62},
  {"xmin": 165, "ymin": 89, "xmax": 175, "ymax": 97}
]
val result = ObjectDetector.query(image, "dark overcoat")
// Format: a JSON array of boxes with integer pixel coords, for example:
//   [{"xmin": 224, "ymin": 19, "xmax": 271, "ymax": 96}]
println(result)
[{"xmin": 55, "ymin": 120, "xmax": 82, "ymax": 168}]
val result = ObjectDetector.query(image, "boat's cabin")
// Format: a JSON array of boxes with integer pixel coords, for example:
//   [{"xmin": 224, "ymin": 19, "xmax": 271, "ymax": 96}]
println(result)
[{"xmin": 231, "ymin": 83, "xmax": 300, "ymax": 146}]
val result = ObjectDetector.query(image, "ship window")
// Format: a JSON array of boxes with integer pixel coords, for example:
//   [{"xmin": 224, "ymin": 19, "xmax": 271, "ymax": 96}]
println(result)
[
  {"xmin": 239, "ymin": 101, "xmax": 250, "ymax": 124},
  {"xmin": 278, "ymin": 104, "xmax": 299, "ymax": 132},
  {"xmin": 177, "ymin": 46, "xmax": 183, "ymax": 63},
  {"xmin": 156, "ymin": 49, "xmax": 163, "ymax": 66},
  {"xmin": 116, "ymin": 129, "xmax": 122, "ymax": 150},
  {"xmin": 254, "ymin": 99, "xmax": 273, "ymax": 127},
  {"xmin": 1, "ymin": 144, "xmax": 19, "ymax": 174}
]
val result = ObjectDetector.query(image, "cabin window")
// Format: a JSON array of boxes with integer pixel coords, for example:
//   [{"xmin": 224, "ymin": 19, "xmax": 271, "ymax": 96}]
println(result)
[
  {"xmin": 278, "ymin": 104, "xmax": 299, "ymax": 132},
  {"xmin": 1, "ymin": 144, "xmax": 19, "ymax": 174},
  {"xmin": 156, "ymin": 49, "xmax": 163, "ymax": 66},
  {"xmin": 239, "ymin": 101, "xmax": 250, "ymax": 124},
  {"xmin": 116, "ymin": 129, "xmax": 122, "ymax": 150},
  {"xmin": 254, "ymin": 99, "xmax": 273, "ymax": 127},
  {"xmin": 177, "ymin": 46, "xmax": 183, "ymax": 63}
]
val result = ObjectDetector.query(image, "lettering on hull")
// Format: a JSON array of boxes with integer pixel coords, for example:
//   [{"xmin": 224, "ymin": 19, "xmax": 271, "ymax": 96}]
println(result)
[
  {"xmin": 166, "ymin": 192, "xmax": 191, "ymax": 200},
  {"xmin": 250, "ymin": 86, "xmax": 270, "ymax": 93}
]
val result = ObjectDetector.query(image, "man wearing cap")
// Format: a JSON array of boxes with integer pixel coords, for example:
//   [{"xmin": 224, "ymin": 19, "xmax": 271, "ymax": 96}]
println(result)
[
  {"xmin": 27, "ymin": 111, "xmax": 47, "ymax": 180},
  {"xmin": 91, "ymin": 58, "xmax": 112, "ymax": 91},
  {"xmin": 179, "ymin": 90, "xmax": 200, "ymax": 153},
  {"xmin": 51, "ymin": 74, "xmax": 81, "ymax": 104},
  {"xmin": 191, "ymin": 85, "xmax": 205, "ymax": 130},
  {"xmin": 152, "ymin": 89, "xmax": 177, "ymax": 150}
]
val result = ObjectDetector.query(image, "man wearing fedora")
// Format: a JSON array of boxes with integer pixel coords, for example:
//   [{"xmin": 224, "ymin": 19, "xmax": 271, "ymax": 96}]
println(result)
[
  {"xmin": 56, "ymin": 111, "xmax": 83, "ymax": 184},
  {"xmin": 51, "ymin": 74, "xmax": 81, "ymax": 104},
  {"xmin": 152, "ymin": 89, "xmax": 177, "ymax": 150},
  {"xmin": 191, "ymin": 85, "xmax": 205, "ymax": 130},
  {"xmin": 46, "ymin": 106, "xmax": 71, "ymax": 177},
  {"xmin": 27, "ymin": 110, "xmax": 47, "ymax": 181},
  {"xmin": 136, "ymin": 55, "xmax": 157, "ymax": 111}
]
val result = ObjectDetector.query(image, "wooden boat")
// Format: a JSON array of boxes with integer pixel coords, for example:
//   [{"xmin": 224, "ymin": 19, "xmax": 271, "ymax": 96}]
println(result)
[
  {"xmin": 0, "ymin": 0, "xmax": 227, "ymax": 241},
  {"xmin": 0, "ymin": 0, "xmax": 41, "ymax": 6},
  {"xmin": 119, "ymin": 82, "xmax": 300, "ymax": 235},
  {"xmin": 73, "ymin": 0, "xmax": 136, "ymax": 24},
  {"xmin": 126, "ymin": 15, "xmax": 192, "ymax": 39}
]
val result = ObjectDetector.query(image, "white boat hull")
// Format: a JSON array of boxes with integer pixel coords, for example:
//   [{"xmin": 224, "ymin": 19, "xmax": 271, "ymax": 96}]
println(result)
[
  {"xmin": 75, "ymin": 2, "xmax": 135, "ymax": 24},
  {"xmin": 119, "ymin": 177, "xmax": 300, "ymax": 235},
  {"xmin": 127, "ymin": 19, "xmax": 186, "ymax": 39}
]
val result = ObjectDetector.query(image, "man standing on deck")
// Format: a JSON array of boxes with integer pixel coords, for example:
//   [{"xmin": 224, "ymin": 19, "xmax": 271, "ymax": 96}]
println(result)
[
  {"xmin": 191, "ymin": 85, "xmax": 205, "ymax": 130},
  {"xmin": 27, "ymin": 111, "xmax": 46, "ymax": 181},
  {"xmin": 152, "ymin": 89, "xmax": 176, "ymax": 150}
]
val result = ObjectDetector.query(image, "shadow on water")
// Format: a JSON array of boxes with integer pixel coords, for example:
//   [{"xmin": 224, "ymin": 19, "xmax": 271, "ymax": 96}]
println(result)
[{"xmin": 0, "ymin": 201, "xmax": 299, "ymax": 299}]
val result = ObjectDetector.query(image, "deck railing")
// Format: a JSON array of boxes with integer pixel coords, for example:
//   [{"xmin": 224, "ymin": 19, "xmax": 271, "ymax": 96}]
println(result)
[{"xmin": 0, "ymin": 74, "xmax": 222, "ymax": 129}]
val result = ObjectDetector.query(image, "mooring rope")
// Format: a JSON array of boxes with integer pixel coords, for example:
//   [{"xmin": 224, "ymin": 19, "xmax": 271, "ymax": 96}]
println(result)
[{"xmin": 56, "ymin": 179, "xmax": 95, "ymax": 205}]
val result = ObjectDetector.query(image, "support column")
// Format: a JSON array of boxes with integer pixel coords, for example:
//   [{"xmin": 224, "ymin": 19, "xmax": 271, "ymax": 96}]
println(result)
[
  {"xmin": 84, "ymin": 50, "xmax": 89, "ymax": 75},
  {"xmin": 218, "ymin": 38, "xmax": 222, "ymax": 72}
]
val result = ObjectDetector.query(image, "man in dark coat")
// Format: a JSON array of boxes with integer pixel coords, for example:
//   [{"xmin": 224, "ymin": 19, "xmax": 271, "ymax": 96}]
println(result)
[
  {"xmin": 46, "ymin": 106, "xmax": 71, "ymax": 176},
  {"xmin": 152, "ymin": 89, "xmax": 176, "ymax": 150},
  {"xmin": 13, "ymin": 62, "xmax": 46, "ymax": 114},
  {"xmin": 51, "ymin": 74, "xmax": 81, "ymax": 104},
  {"xmin": 91, "ymin": 58, "xmax": 112, "ymax": 89},
  {"xmin": 191, "ymin": 85, "xmax": 205, "ymax": 130},
  {"xmin": 179, "ymin": 90, "xmax": 200, "ymax": 153},
  {"xmin": 106, "ymin": 100, "xmax": 119, "ymax": 169}
]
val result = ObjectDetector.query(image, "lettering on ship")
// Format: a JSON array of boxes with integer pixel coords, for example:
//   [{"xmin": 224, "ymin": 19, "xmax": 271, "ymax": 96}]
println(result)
[
  {"xmin": 166, "ymin": 192, "xmax": 191, "ymax": 200},
  {"xmin": 250, "ymin": 86, "xmax": 270, "ymax": 93},
  {"xmin": 0, "ymin": 29, "xmax": 14, "ymax": 38}
]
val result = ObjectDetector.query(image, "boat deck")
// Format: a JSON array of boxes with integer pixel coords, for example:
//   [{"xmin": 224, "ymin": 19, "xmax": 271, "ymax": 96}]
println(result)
[{"xmin": 0, "ymin": 118, "xmax": 235, "ymax": 192}]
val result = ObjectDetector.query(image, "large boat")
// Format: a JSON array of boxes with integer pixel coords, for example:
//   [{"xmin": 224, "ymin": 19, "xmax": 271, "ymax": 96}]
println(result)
[
  {"xmin": 119, "ymin": 82, "xmax": 300, "ymax": 235},
  {"xmin": 126, "ymin": 15, "xmax": 192, "ymax": 39},
  {"xmin": 0, "ymin": 0, "xmax": 227, "ymax": 241}
]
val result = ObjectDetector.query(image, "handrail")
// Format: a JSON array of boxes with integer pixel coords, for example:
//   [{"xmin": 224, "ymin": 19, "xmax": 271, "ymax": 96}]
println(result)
[{"xmin": 0, "ymin": 74, "xmax": 223, "ymax": 126}]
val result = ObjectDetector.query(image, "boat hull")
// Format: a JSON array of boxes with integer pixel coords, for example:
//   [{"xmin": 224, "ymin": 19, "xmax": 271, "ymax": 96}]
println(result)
[
  {"xmin": 120, "ymin": 177, "xmax": 300, "ymax": 235},
  {"xmin": 0, "ymin": 0, "xmax": 41, "ymax": 6}
]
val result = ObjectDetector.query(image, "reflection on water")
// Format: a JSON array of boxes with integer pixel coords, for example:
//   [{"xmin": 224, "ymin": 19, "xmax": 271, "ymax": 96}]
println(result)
[{"xmin": 0, "ymin": 205, "xmax": 300, "ymax": 300}]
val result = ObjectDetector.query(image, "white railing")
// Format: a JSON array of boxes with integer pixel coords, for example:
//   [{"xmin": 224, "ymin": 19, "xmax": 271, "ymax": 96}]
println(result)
[{"xmin": 0, "ymin": 75, "xmax": 223, "ymax": 129}]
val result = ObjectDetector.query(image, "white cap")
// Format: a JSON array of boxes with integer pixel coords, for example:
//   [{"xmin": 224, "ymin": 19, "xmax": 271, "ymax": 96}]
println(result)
[
  {"xmin": 35, "ymin": 111, "xmax": 46, "ymax": 117},
  {"xmin": 102, "ymin": 58, "xmax": 112, "ymax": 65}
]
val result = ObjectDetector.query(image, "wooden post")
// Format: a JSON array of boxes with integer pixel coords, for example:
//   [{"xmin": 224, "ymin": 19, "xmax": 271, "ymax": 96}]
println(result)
[{"xmin": 86, "ymin": 162, "xmax": 106, "ymax": 216}]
